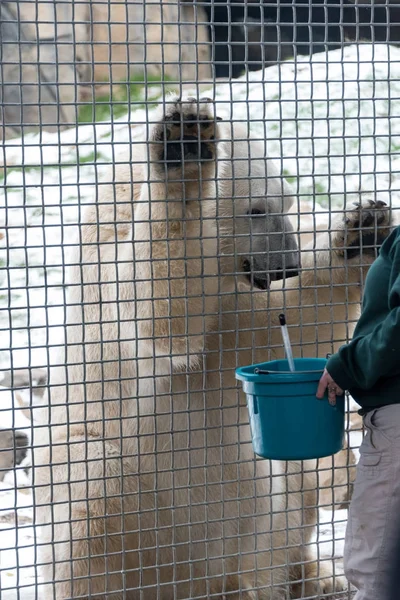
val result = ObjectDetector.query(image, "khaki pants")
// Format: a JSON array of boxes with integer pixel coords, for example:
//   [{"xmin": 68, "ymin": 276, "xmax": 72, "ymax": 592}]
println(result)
[{"xmin": 344, "ymin": 404, "xmax": 400, "ymax": 599}]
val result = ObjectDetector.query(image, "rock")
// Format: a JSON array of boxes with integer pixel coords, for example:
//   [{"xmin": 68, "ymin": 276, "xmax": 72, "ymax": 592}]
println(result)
[
  {"xmin": 75, "ymin": 0, "xmax": 211, "ymax": 85},
  {"xmin": 0, "ymin": 2, "xmax": 79, "ymax": 140},
  {"xmin": 0, "ymin": 368, "xmax": 47, "ymax": 391},
  {"xmin": 0, "ymin": 429, "xmax": 29, "ymax": 482},
  {"xmin": 0, "ymin": 1, "xmax": 211, "ymax": 139}
]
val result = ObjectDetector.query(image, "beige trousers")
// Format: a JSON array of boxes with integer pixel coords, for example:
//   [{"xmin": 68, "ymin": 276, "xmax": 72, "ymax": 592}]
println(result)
[{"xmin": 344, "ymin": 404, "xmax": 400, "ymax": 599}]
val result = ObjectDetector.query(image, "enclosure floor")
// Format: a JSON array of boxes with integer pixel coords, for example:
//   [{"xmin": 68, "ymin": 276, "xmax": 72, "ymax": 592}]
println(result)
[{"xmin": 0, "ymin": 467, "xmax": 353, "ymax": 599}]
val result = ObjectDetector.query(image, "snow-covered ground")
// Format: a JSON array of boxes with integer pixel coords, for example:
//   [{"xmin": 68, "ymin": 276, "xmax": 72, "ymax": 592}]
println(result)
[
  {"xmin": 2, "ymin": 43, "xmax": 400, "ymax": 373},
  {"xmin": 1, "ymin": 43, "xmax": 399, "ymax": 597}
]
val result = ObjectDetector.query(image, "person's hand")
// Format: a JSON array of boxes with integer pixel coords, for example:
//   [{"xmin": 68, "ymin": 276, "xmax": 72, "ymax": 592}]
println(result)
[{"xmin": 316, "ymin": 368, "xmax": 344, "ymax": 404}]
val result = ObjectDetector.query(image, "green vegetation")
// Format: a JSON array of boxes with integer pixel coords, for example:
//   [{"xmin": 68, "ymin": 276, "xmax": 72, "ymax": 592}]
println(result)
[
  {"xmin": 78, "ymin": 74, "xmax": 174, "ymax": 124},
  {"xmin": 282, "ymin": 170, "xmax": 297, "ymax": 185},
  {"xmin": 76, "ymin": 151, "xmax": 107, "ymax": 164},
  {"xmin": 2, "ymin": 165, "xmax": 45, "ymax": 178},
  {"xmin": 0, "ymin": 151, "xmax": 109, "ymax": 182}
]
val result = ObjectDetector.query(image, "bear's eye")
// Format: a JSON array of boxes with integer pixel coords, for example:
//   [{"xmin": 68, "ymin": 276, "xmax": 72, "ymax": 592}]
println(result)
[{"xmin": 247, "ymin": 208, "xmax": 265, "ymax": 216}]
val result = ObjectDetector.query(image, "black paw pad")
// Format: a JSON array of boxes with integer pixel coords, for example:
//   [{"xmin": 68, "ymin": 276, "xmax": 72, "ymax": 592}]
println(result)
[{"xmin": 163, "ymin": 136, "xmax": 214, "ymax": 167}]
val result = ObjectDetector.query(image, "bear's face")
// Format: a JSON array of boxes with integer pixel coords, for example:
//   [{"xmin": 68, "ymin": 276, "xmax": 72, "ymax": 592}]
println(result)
[
  {"xmin": 233, "ymin": 197, "xmax": 300, "ymax": 289},
  {"xmin": 216, "ymin": 131, "xmax": 300, "ymax": 289}
]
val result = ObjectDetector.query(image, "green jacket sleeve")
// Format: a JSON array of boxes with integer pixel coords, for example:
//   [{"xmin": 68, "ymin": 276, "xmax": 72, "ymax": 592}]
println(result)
[{"xmin": 326, "ymin": 240, "xmax": 400, "ymax": 391}]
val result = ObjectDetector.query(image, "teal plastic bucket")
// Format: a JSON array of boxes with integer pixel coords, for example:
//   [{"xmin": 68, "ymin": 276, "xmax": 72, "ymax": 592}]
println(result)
[{"xmin": 235, "ymin": 358, "xmax": 345, "ymax": 461}]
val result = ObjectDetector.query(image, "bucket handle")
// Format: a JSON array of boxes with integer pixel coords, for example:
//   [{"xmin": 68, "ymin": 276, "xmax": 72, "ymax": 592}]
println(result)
[
  {"xmin": 254, "ymin": 354, "xmax": 331, "ymax": 375},
  {"xmin": 254, "ymin": 368, "xmax": 323, "ymax": 375}
]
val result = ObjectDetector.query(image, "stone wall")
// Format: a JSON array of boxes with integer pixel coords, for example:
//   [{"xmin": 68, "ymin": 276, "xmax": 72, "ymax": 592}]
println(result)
[
  {"xmin": 0, "ymin": 2, "xmax": 78, "ymax": 139},
  {"xmin": 79, "ymin": 0, "xmax": 211, "ymax": 85},
  {"xmin": 0, "ymin": 0, "xmax": 211, "ymax": 139}
]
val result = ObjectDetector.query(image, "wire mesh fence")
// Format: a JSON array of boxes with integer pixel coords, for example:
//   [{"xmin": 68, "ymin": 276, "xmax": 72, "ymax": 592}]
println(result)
[{"xmin": 1, "ymin": 1, "xmax": 400, "ymax": 598}]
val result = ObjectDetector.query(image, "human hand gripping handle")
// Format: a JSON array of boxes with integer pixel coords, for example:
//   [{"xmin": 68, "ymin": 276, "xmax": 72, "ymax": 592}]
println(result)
[{"xmin": 316, "ymin": 368, "xmax": 344, "ymax": 404}]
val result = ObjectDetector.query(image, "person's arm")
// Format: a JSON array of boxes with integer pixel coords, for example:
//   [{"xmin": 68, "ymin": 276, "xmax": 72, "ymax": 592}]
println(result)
[{"xmin": 326, "ymin": 240, "xmax": 400, "ymax": 392}]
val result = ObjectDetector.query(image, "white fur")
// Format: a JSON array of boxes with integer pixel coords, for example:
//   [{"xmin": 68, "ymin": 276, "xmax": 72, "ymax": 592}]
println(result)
[{"xmin": 33, "ymin": 98, "xmax": 389, "ymax": 599}]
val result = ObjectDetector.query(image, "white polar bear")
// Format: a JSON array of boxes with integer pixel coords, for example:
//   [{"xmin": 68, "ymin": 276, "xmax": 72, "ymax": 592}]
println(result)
[{"xmin": 34, "ymin": 96, "xmax": 391, "ymax": 599}]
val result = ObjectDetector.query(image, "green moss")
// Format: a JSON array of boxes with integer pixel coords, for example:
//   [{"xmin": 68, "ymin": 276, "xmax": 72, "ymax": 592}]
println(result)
[
  {"xmin": 390, "ymin": 141, "xmax": 400, "ymax": 153},
  {"xmin": 282, "ymin": 169, "xmax": 297, "ymax": 185},
  {"xmin": 78, "ymin": 73, "xmax": 173, "ymax": 124},
  {"xmin": 2, "ymin": 164, "xmax": 44, "ymax": 179},
  {"xmin": 314, "ymin": 180, "xmax": 328, "ymax": 195},
  {"xmin": 77, "ymin": 151, "xmax": 108, "ymax": 164},
  {"xmin": 0, "ymin": 151, "xmax": 108, "ymax": 182},
  {"xmin": 31, "ymin": 207, "xmax": 44, "ymax": 217}
]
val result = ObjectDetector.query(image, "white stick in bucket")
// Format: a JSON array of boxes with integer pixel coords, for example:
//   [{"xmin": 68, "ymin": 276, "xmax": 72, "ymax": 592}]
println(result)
[{"xmin": 279, "ymin": 313, "xmax": 295, "ymax": 372}]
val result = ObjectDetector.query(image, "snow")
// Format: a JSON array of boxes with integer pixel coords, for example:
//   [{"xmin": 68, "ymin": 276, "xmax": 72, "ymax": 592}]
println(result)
[
  {"xmin": 2, "ymin": 42, "xmax": 399, "ymax": 596},
  {"xmin": 2, "ymin": 43, "xmax": 400, "ymax": 372}
]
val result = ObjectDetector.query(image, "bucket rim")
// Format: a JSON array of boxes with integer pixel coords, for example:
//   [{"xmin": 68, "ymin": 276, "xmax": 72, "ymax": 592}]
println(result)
[
  {"xmin": 235, "ymin": 358, "xmax": 327, "ymax": 383},
  {"xmin": 254, "ymin": 368, "xmax": 324, "ymax": 375}
]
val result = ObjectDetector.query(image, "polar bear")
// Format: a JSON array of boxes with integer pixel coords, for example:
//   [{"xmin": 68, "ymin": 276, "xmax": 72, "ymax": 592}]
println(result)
[{"xmin": 34, "ymin": 97, "xmax": 391, "ymax": 600}]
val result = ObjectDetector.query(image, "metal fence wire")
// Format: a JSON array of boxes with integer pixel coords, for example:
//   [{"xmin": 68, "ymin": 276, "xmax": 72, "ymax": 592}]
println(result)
[{"xmin": 0, "ymin": 1, "xmax": 399, "ymax": 598}]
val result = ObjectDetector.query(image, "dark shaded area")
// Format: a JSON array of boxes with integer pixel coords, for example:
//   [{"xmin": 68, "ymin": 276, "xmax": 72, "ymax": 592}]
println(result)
[
  {"xmin": 0, "ymin": 429, "xmax": 29, "ymax": 481},
  {"xmin": 388, "ymin": 532, "xmax": 400, "ymax": 600},
  {"xmin": 191, "ymin": 0, "xmax": 400, "ymax": 78}
]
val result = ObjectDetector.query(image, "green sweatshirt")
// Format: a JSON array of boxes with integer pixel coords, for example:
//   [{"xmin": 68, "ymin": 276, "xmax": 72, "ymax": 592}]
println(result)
[{"xmin": 326, "ymin": 225, "xmax": 400, "ymax": 414}]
